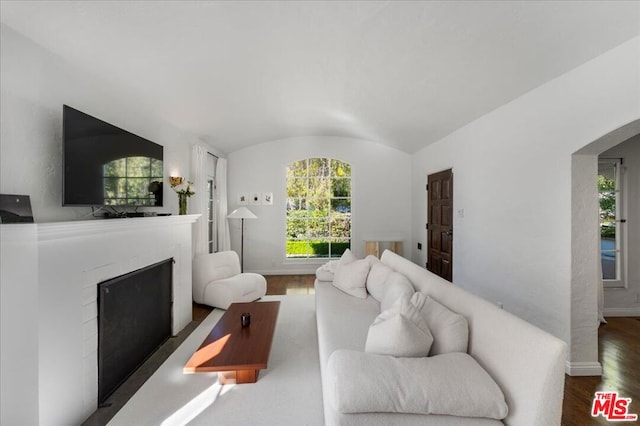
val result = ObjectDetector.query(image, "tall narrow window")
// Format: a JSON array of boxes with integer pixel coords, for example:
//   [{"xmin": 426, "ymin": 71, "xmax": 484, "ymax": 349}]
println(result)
[
  {"xmin": 598, "ymin": 159, "xmax": 625, "ymax": 287},
  {"xmin": 286, "ymin": 158, "xmax": 351, "ymax": 259},
  {"xmin": 207, "ymin": 154, "xmax": 218, "ymax": 253}
]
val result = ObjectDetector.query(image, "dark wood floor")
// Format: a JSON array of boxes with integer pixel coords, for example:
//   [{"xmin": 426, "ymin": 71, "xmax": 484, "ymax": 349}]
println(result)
[
  {"xmin": 562, "ymin": 317, "xmax": 639, "ymax": 425},
  {"xmin": 192, "ymin": 274, "xmax": 316, "ymax": 321},
  {"xmin": 264, "ymin": 274, "xmax": 316, "ymax": 295}
]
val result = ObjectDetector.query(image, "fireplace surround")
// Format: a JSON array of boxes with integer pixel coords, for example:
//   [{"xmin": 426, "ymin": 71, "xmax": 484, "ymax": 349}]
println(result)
[{"xmin": 1, "ymin": 215, "xmax": 199, "ymax": 425}]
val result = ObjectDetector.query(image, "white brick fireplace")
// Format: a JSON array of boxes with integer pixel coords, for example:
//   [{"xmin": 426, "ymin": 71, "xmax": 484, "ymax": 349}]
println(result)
[{"xmin": 1, "ymin": 215, "xmax": 199, "ymax": 425}]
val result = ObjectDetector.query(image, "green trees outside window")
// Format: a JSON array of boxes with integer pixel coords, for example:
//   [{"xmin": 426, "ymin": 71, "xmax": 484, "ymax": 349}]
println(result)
[
  {"xmin": 598, "ymin": 159, "xmax": 622, "ymax": 283},
  {"xmin": 286, "ymin": 158, "xmax": 351, "ymax": 258},
  {"xmin": 598, "ymin": 174, "xmax": 616, "ymax": 238}
]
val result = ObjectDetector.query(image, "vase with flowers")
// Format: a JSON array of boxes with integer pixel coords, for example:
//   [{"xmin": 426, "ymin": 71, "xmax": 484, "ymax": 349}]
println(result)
[{"xmin": 169, "ymin": 176, "xmax": 195, "ymax": 215}]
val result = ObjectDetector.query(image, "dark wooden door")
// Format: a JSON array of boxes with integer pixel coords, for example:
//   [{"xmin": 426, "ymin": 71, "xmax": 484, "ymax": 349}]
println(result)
[{"xmin": 427, "ymin": 169, "xmax": 453, "ymax": 281}]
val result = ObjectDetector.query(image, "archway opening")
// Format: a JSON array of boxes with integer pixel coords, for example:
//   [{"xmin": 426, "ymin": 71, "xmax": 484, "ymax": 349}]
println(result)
[{"xmin": 569, "ymin": 119, "xmax": 640, "ymax": 376}]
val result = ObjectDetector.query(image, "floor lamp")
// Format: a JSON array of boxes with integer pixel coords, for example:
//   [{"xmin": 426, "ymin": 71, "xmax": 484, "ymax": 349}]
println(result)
[{"xmin": 227, "ymin": 207, "xmax": 257, "ymax": 272}]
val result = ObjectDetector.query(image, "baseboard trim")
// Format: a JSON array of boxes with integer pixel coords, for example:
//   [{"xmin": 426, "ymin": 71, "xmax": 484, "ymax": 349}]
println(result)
[
  {"xmin": 565, "ymin": 361, "xmax": 602, "ymax": 376},
  {"xmin": 603, "ymin": 307, "xmax": 640, "ymax": 317}
]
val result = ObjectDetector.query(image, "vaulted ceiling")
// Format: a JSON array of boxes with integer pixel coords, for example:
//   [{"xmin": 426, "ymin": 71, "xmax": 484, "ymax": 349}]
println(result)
[{"xmin": 1, "ymin": 1, "xmax": 639, "ymax": 154}]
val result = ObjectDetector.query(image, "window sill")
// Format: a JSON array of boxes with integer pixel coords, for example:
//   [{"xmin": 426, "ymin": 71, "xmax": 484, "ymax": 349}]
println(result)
[
  {"xmin": 282, "ymin": 258, "xmax": 332, "ymax": 265},
  {"xmin": 604, "ymin": 280, "xmax": 626, "ymax": 289}
]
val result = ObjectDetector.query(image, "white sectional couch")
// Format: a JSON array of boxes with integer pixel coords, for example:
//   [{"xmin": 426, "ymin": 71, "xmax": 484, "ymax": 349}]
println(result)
[{"xmin": 315, "ymin": 250, "xmax": 567, "ymax": 426}]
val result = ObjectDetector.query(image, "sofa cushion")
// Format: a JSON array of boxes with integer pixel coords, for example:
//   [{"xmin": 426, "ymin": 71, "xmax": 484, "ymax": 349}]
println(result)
[
  {"xmin": 365, "ymin": 295, "xmax": 433, "ymax": 357},
  {"xmin": 365, "ymin": 262, "xmax": 392, "ymax": 301},
  {"xmin": 316, "ymin": 249, "xmax": 363, "ymax": 283},
  {"xmin": 326, "ymin": 350, "xmax": 508, "ymax": 420},
  {"xmin": 366, "ymin": 262, "xmax": 415, "ymax": 309},
  {"xmin": 411, "ymin": 292, "xmax": 469, "ymax": 356},
  {"xmin": 332, "ymin": 259, "xmax": 371, "ymax": 298},
  {"xmin": 365, "ymin": 254, "xmax": 380, "ymax": 266},
  {"xmin": 315, "ymin": 260, "xmax": 339, "ymax": 282},
  {"xmin": 315, "ymin": 280, "xmax": 381, "ymax": 366},
  {"xmin": 340, "ymin": 248, "xmax": 356, "ymax": 264},
  {"xmin": 380, "ymin": 272, "xmax": 415, "ymax": 312}
]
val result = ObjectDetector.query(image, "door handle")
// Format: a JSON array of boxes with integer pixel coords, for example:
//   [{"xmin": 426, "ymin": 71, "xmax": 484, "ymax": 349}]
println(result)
[{"xmin": 446, "ymin": 230, "xmax": 453, "ymax": 236}]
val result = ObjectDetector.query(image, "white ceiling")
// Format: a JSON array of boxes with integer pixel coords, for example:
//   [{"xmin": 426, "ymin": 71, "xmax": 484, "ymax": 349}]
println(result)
[{"xmin": 1, "ymin": 1, "xmax": 639, "ymax": 154}]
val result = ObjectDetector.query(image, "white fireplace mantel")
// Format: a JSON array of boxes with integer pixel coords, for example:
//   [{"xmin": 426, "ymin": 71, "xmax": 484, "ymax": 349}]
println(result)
[
  {"xmin": 38, "ymin": 214, "xmax": 200, "ymax": 240},
  {"xmin": 1, "ymin": 214, "xmax": 200, "ymax": 426}
]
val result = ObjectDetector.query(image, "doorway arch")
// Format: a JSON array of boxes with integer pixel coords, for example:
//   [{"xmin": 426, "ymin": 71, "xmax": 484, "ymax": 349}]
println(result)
[{"xmin": 569, "ymin": 119, "xmax": 640, "ymax": 375}]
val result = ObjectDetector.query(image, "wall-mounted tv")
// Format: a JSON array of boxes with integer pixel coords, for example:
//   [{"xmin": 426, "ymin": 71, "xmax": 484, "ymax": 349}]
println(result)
[{"xmin": 63, "ymin": 105, "xmax": 164, "ymax": 207}]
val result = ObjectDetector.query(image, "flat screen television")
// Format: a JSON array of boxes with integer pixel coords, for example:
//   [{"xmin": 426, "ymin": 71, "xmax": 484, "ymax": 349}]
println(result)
[{"xmin": 63, "ymin": 105, "xmax": 164, "ymax": 207}]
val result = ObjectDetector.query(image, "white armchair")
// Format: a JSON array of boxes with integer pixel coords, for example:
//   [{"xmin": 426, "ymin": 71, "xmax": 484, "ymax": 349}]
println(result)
[{"xmin": 192, "ymin": 251, "xmax": 267, "ymax": 310}]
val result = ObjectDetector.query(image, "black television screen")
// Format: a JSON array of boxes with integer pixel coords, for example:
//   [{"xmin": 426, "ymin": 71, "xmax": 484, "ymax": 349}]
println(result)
[{"xmin": 63, "ymin": 105, "xmax": 164, "ymax": 207}]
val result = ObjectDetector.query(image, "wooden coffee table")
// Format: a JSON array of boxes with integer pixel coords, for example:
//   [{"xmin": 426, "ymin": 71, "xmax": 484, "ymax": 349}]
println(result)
[{"xmin": 184, "ymin": 301, "xmax": 280, "ymax": 384}]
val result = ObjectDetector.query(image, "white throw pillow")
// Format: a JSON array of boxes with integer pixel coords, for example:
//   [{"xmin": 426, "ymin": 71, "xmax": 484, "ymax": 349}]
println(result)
[
  {"xmin": 365, "ymin": 254, "xmax": 380, "ymax": 268},
  {"xmin": 365, "ymin": 296, "xmax": 433, "ymax": 357},
  {"xmin": 326, "ymin": 350, "xmax": 508, "ymax": 420},
  {"xmin": 380, "ymin": 272, "xmax": 414, "ymax": 312},
  {"xmin": 411, "ymin": 292, "xmax": 469, "ymax": 356},
  {"xmin": 315, "ymin": 260, "xmax": 339, "ymax": 282},
  {"xmin": 316, "ymin": 249, "xmax": 359, "ymax": 282},
  {"xmin": 339, "ymin": 248, "xmax": 356, "ymax": 265},
  {"xmin": 365, "ymin": 262, "xmax": 393, "ymax": 302},
  {"xmin": 332, "ymin": 259, "xmax": 370, "ymax": 298},
  {"xmin": 366, "ymin": 263, "xmax": 414, "ymax": 310}
]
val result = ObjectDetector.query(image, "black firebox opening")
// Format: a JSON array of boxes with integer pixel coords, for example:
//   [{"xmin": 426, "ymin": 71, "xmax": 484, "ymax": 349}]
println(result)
[{"xmin": 97, "ymin": 258, "xmax": 173, "ymax": 403}]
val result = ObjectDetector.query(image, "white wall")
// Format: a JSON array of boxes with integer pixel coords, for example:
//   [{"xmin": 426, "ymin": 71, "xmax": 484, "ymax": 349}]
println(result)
[
  {"xmin": 411, "ymin": 37, "xmax": 640, "ymax": 372},
  {"xmin": 0, "ymin": 24, "xmax": 214, "ymax": 424},
  {"xmin": 570, "ymin": 154, "xmax": 601, "ymax": 375},
  {"xmin": 227, "ymin": 136, "xmax": 412, "ymax": 274},
  {"xmin": 0, "ymin": 24, "xmax": 212, "ymax": 222},
  {"xmin": 601, "ymin": 135, "xmax": 640, "ymax": 315}
]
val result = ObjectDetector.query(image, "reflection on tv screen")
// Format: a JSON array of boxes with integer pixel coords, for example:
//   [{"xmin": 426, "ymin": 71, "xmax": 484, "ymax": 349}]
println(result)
[
  {"xmin": 63, "ymin": 105, "xmax": 164, "ymax": 207},
  {"xmin": 103, "ymin": 156, "xmax": 163, "ymax": 206}
]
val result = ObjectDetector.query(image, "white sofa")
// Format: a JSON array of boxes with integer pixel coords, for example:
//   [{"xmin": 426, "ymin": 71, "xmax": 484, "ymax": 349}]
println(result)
[
  {"xmin": 192, "ymin": 251, "xmax": 266, "ymax": 309},
  {"xmin": 315, "ymin": 250, "xmax": 567, "ymax": 426}
]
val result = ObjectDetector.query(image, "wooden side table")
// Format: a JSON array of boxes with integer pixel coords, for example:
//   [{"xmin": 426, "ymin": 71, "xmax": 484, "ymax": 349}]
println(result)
[{"xmin": 364, "ymin": 240, "xmax": 403, "ymax": 258}]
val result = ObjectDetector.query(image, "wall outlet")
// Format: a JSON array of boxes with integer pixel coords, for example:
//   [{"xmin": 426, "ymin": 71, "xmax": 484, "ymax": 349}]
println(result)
[{"xmin": 417, "ymin": 242, "xmax": 422, "ymax": 250}]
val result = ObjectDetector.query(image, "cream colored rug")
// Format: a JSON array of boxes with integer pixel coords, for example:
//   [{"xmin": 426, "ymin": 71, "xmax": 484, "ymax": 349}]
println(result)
[{"xmin": 108, "ymin": 295, "xmax": 323, "ymax": 426}]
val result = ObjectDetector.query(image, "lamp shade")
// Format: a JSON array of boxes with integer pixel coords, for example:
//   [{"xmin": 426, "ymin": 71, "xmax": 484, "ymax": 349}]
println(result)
[{"xmin": 227, "ymin": 207, "xmax": 257, "ymax": 219}]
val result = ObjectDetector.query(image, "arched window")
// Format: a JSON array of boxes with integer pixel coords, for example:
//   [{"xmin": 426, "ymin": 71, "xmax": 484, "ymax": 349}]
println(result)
[{"xmin": 286, "ymin": 158, "xmax": 351, "ymax": 259}]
